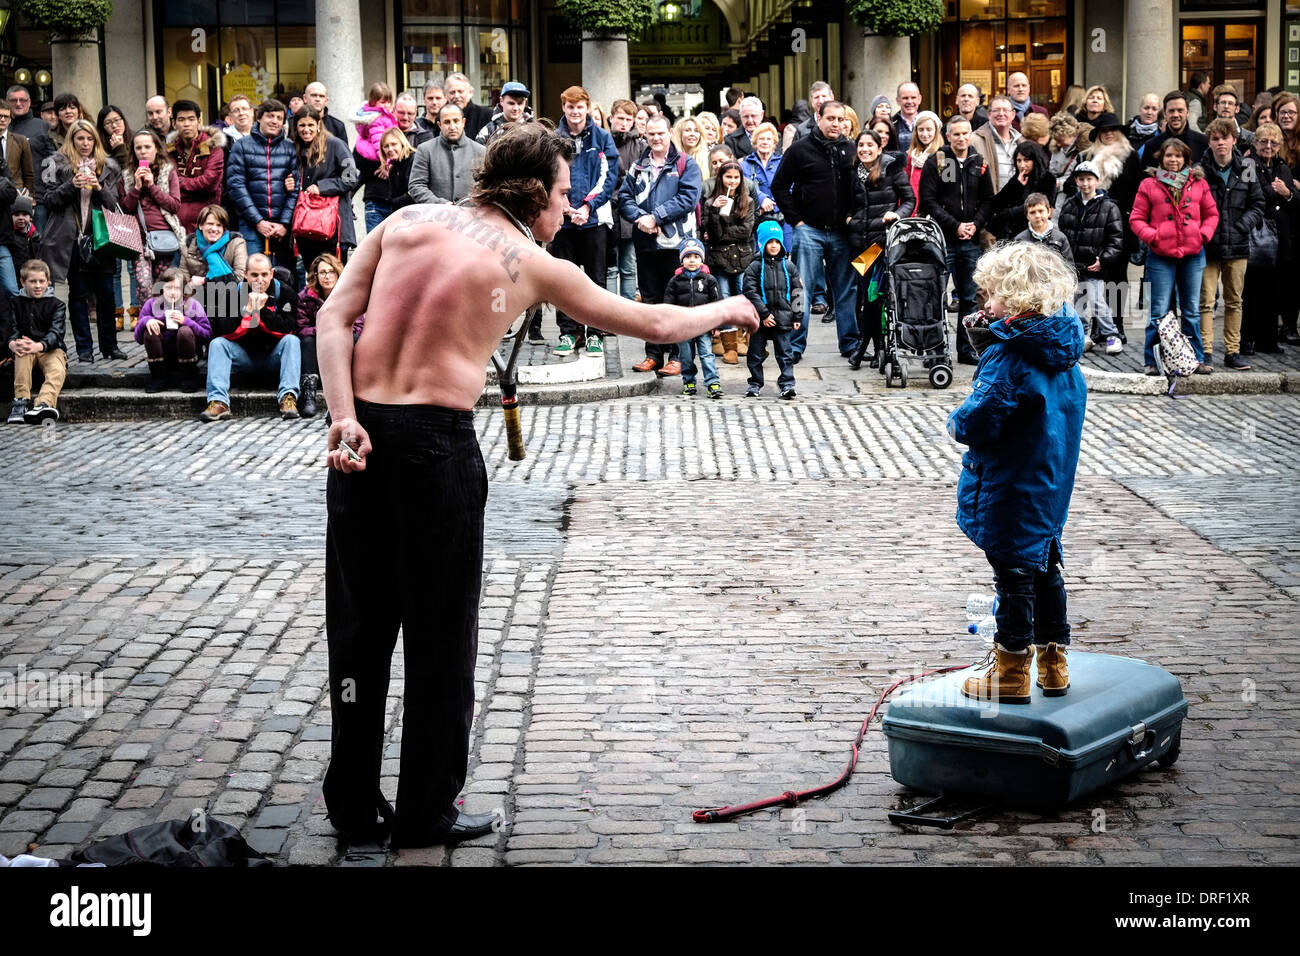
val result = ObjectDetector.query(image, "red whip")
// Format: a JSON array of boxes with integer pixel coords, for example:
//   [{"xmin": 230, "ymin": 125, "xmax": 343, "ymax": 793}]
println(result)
[{"xmin": 692, "ymin": 659, "xmax": 983, "ymax": 823}]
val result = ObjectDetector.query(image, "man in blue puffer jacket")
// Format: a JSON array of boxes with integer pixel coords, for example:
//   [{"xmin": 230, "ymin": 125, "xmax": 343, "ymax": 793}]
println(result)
[
  {"xmin": 947, "ymin": 242, "xmax": 1087, "ymax": 705},
  {"xmin": 225, "ymin": 99, "xmax": 299, "ymax": 270},
  {"xmin": 551, "ymin": 86, "xmax": 621, "ymax": 357}
]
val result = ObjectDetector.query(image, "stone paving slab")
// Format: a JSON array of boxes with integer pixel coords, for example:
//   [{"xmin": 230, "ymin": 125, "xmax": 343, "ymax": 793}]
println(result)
[{"xmin": 1, "ymin": 390, "xmax": 1297, "ymax": 866}]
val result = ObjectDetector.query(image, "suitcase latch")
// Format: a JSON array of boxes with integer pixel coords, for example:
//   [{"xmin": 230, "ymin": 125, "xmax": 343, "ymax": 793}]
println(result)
[
  {"xmin": 1129, "ymin": 723, "xmax": 1147, "ymax": 746},
  {"xmin": 1039, "ymin": 744, "xmax": 1060, "ymax": 767}
]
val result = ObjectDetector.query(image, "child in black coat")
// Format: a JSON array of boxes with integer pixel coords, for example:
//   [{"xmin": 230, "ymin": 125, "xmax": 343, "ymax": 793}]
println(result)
[
  {"xmin": 742, "ymin": 220, "xmax": 803, "ymax": 398},
  {"xmin": 664, "ymin": 238, "xmax": 723, "ymax": 397}
]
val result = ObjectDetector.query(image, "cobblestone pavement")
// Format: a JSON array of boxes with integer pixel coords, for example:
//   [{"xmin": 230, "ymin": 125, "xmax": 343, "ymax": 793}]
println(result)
[{"xmin": 1, "ymin": 391, "xmax": 1297, "ymax": 866}]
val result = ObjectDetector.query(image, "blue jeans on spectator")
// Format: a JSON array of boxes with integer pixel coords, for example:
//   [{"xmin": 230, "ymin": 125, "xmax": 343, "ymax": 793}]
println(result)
[
  {"xmin": 946, "ymin": 238, "xmax": 982, "ymax": 360},
  {"xmin": 615, "ymin": 238, "xmax": 637, "ymax": 299},
  {"xmin": 791, "ymin": 223, "xmax": 858, "ymax": 356},
  {"xmin": 0, "ymin": 246, "xmax": 18, "ymax": 298},
  {"xmin": 1144, "ymin": 249, "xmax": 1206, "ymax": 367},
  {"xmin": 747, "ymin": 326, "xmax": 795, "ymax": 391},
  {"xmin": 716, "ymin": 272, "xmax": 743, "ymax": 298},
  {"xmin": 678, "ymin": 332, "xmax": 719, "ymax": 387},
  {"xmin": 364, "ymin": 201, "xmax": 390, "ymax": 234},
  {"xmin": 1079, "ymin": 277, "xmax": 1119, "ymax": 339},
  {"xmin": 206, "ymin": 334, "xmax": 302, "ymax": 407}
]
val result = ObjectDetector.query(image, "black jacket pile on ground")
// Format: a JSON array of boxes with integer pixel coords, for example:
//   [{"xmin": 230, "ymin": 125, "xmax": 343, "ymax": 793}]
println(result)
[
  {"xmin": 743, "ymin": 250, "xmax": 804, "ymax": 329},
  {"xmin": 210, "ymin": 279, "xmax": 297, "ymax": 354},
  {"xmin": 847, "ymin": 153, "xmax": 916, "ymax": 252},
  {"xmin": 1196, "ymin": 152, "xmax": 1266, "ymax": 260},
  {"xmin": 663, "ymin": 265, "xmax": 721, "ymax": 309},
  {"xmin": 3, "ymin": 287, "xmax": 67, "ymax": 354},
  {"xmin": 917, "ymin": 146, "xmax": 995, "ymax": 243},
  {"xmin": 1056, "ymin": 190, "xmax": 1125, "ymax": 277},
  {"xmin": 771, "ymin": 125, "xmax": 855, "ymax": 230}
]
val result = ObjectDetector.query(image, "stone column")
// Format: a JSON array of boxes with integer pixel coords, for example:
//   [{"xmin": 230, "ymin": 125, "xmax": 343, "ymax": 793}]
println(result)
[
  {"xmin": 582, "ymin": 34, "xmax": 629, "ymax": 123},
  {"xmin": 841, "ymin": 22, "xmax": 910, "ymax": 113},
  {"xmin": 1125, "ymin": 0, "xmax": 1176, "ymax": 118},
  {"xmin": 317, "ymin": 0, "xmax": 366, "ymax": 146},
  {"xmin": 51, "ymin": 34, "xmax": 104, "ymax": 116}
]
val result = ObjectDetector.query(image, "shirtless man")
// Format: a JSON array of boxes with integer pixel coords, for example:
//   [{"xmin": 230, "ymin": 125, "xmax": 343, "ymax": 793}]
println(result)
[{"xmin": 316, "ymin": 124, "xmax": 757, "ymax": 848}]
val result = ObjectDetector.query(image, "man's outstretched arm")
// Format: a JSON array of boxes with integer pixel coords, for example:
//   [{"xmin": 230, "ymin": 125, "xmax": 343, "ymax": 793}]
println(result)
[{"xmin": 531, "ymin": 255, "xmax": 759, "ymax": 344}]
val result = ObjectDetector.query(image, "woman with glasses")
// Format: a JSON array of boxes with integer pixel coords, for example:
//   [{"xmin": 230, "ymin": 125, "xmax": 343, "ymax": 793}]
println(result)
[
  {"xmin": 1241, "ymin": 123, "xmax": 1296, "ymax": 354},
  {"xmin": 295, "ymin": 253, "xmax": 361, "ymax": 418}
]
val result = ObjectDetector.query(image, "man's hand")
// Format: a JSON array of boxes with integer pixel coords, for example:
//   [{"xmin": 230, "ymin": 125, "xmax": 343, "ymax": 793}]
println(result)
[
  {"xmin": 247, "ymin": 291, "xmax": 268, "ymax": 313},
  {"xmin": 306, "ymin": 184, "xmax": 321, "ymax": 196},
  {"xmin": 636, "ymin": 213, "xmax": 657, "ymax": 233},
  {"xmin": 285, "ymin": 174, "xmax": 296, "ymax": 192},
  {"xmin": 763, "ymin": 316, "xmax": 776, "ymax": 328},
  {"xmin": 569, "ymin": 204, "xmax": 590, "ymax": 226},
  {"xmin": 1087, "ymin": 256, "xmax": 1101, "ymax": 273},
  {"xmin": 273, "ymin": 224, "xmax": 288, "ymax": 238},
  {"xmin": 883, "ymin": 211, "xmax": 899, "ymax": 223},
  {"xmin": 957, "ymin": 222, "xmax": 976, "ymax": 241},
  {"xmin": 256, "ymin": 220, "xmax": 275, "ymax": 238},
  {"xmin": 327, "ymin": 419, "xmax": 373, "ymax": 472},
  {"xmin": 761, "ymin": 198, "xmax": 775, "ymax": 212},
  {"xmin": 8, "ymin": 338, "xmax": 27, "ymax": 356}
]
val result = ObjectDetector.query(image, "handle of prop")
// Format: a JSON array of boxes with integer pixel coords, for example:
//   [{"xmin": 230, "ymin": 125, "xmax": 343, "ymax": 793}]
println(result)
[{"xmin": 501, "ymin": 391, "xmax": 525, "ymax": 461}]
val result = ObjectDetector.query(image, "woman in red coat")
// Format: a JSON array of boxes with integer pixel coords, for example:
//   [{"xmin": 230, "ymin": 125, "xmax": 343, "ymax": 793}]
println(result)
[{"xmin": 1129, "ymin": 138, "xmax": 1219, "ymax": 375}]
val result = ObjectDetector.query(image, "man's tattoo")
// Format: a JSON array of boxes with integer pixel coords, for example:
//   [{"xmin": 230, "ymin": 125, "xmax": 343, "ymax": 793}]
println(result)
[{"xmin": 392, "ymin": 205, "xmax": 531, "ymax": 282}]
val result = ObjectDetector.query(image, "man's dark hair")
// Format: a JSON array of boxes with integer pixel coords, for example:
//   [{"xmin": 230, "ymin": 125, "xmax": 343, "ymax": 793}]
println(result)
[
  {"xmin": 470, "ymin": 123, "xmax": 575, "ymax": 226},
  {"xmin": 721, "ymin": 108, "xmax": 740, "ymax": 126},
  {"xmin": 172, "ymin": 99, "xmax": 202, "ymax": 121},
  {"xmin": 255, "ymin": 98, "xmax": 287, "ymax": 120},
  {"xmin": 818, "ymin": 99, "xmax": 845, "ymax": 118},
  {"xmin": 726, "ymin": 88, "xmax": 744, "ymax": 107},
  {"xmin": 1163, "ymin": 90, "xmax": 1188, "ymax": 111},
  {"xmin": 1190, "ymin": 71, "xmax": 1211, "ymax": 91},
  {"xmin": 437, "ymin": 103, "xmax": 464, "ymax": 122}
]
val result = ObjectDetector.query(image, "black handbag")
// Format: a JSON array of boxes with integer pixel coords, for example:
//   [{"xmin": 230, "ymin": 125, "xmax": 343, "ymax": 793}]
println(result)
[{"xmin": 1248, "ymin": 218, "xmax": 1278, "ymax": 268}]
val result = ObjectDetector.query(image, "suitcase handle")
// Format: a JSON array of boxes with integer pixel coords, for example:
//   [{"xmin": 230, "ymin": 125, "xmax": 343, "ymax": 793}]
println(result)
[{"xmin": 1126, "ymin": 728, "xmax": 1157, "ymax": 762}]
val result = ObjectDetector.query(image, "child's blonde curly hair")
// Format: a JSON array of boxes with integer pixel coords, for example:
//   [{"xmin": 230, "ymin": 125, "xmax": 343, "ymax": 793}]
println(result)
[{"xmin": 972, "ymin": 242, "xmax": 1078, "ymax": 318}]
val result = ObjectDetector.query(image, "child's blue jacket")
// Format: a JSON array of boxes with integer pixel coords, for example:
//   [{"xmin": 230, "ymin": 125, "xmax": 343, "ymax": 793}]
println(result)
[{"xmin": 947, "ymin": 303, "xmax": 1087, "ymax": 570}]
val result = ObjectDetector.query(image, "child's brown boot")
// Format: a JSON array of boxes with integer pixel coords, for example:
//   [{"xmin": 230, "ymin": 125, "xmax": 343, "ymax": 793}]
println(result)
[
  {"xmin": 1035, "ymin": 643, "xmax": 1069, "ymax": 696},
  {"xmin": 961, "ymin": 643, "xmax": 1032, "ymax": 704},
  {"xmin": 720, "ymin": 330, "xmax": 739, "ymax": 364},
  {"xmin": 736, "ymin": 328, "xmax": 749, "ymax": 356},
  {"xmin": 712, "ymin": 333, "xmax": 724, "ymax": 357}
]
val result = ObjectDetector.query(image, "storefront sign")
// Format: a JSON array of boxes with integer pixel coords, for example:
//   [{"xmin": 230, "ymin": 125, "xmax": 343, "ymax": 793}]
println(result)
[{"xmin": 547, "ymin": 16, "xmax": 582, "ymax": 64}]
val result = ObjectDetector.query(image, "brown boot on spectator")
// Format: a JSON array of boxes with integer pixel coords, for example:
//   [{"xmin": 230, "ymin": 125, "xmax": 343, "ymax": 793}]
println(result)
[
  {"xmin": 737, "ymin": 328, "xmax": 749, "ymax": 356},
  {"xmin": 720, "ymin": 330, "xmax": 739, "ymax": 364},
  {"xmin": 115, "ymin": 307, "xmax": 125, "ymax": 331},
  {"xmin": 712, "ymin": 333, "xmax": 724, "ymax": 357}
]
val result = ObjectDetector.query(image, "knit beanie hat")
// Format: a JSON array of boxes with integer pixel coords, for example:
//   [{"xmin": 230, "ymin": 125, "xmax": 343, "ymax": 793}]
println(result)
[
  {"xmin": 678, "ymin": 237, "xmax": 705, "ymax": 262},
  {"xmin": 756, "ymin": 219, "xmax": 784, "ymax": 253},
  {"xmin": 870, "ymin": 95, "xmax": 892, "ymax": 119}
]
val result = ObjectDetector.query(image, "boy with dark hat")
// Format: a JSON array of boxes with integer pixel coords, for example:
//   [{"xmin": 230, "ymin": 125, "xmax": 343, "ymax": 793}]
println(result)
[{"xmin": 664, "ymin": 237, "xmax": 723, "ymax": 397}]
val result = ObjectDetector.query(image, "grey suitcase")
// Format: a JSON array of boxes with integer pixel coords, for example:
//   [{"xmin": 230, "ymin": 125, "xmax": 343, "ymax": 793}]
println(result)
[{"xmin": 882, "ymin": 650, "xmax": 1188, "ymax": 813}]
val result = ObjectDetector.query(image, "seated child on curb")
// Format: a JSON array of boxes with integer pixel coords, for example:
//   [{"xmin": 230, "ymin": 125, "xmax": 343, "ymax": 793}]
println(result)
[
  {"xmin": 742, "ymin": 219, "xmax": 802, "ymax": 399},
  {"xmin": 1014, "ymin": 192, "xmax": 1073, "ymax": 266},
  {"xmin": 350, "ymin": 82, "xmax": 397, "ymax": 163},
  {"xmin": 947, "ymin": 242, "xmax": 1087, "ymax": 703},
  {"xmin": 665, "ymin": 237, "xmax": 723, "ymax": 398},
  {"xmin": 134, "ymin": 267, "xmax": 211, "ymax": 393},
  {"xmin": 5, "ymin": 259, "xmax": 68, "ymax": 425}
]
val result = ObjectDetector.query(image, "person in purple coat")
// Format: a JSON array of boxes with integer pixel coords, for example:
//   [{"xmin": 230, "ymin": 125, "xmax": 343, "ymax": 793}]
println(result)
[{"xmin": 134, "ymin": 267, "xmax": 209, "ymax": 392}]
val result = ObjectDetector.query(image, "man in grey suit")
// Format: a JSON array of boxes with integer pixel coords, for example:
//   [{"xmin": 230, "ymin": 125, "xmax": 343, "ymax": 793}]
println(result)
[{"xmin": 407, "ymin": 105, "xmax": 486, "ymax": 204}]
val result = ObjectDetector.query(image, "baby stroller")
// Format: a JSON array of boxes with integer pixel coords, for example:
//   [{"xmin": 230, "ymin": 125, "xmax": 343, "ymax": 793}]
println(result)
[{"xmin": 878, "ymin": 218, "xmax": 953, "ymax": 389}]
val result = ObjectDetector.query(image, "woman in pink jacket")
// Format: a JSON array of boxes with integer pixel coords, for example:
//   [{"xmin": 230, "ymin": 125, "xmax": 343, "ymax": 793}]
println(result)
[{"xmin": 1129, "ymin": 137, "xmax": 1219, "ymax": 375}]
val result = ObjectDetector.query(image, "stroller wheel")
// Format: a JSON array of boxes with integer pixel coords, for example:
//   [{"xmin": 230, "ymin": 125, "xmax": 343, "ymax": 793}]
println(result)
[
  {"xmin": 898, "ymin": 360, "xmax": 908, "ymax": 388},
  {"xmin": 929, "ymin": 365, "xmax": 953, "ymax": 389}
]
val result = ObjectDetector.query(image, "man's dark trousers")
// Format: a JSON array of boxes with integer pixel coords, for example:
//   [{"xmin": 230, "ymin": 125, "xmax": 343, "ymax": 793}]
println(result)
[
  {"xmin": 637, "ymin": 247, "xmax": 681, "ymax": 363},
  {"xmin": 551, "ymin": 225, "xmax": 608, "ymax": 340},
  {"xmin": 323, "ymin": 399, "xmax": 487, "ymax": 844}
]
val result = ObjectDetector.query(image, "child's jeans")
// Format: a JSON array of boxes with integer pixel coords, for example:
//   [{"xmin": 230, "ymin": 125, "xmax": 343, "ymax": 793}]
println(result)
[
  {"xmin": 12, "ymin": 348, "xmax": 68, "ymax": 408},
  {"xmin": 987, "ymin": 550, "xmax": 1071, "ymax": 654},
  {"xmin": 1079, "ymin": 278, "xmax": 1119, "ymax": 339},
  {"xmin": 677, "ymin": 332, "xmax": 719, "ymax": 386},
  {"xmin": 747, "ymin": 326, "xmax": 795, "ymax": 391}
]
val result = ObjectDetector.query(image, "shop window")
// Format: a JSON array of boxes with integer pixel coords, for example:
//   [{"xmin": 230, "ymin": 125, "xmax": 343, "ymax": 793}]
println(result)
[
  {"xmin": 939, "ymin": 9, "xmax": 1067, "ymax": 118},
  {"xmin": 400, "ymin": 0, "xmax": 528, "ymax": 105},
  {"xmin": 1181, "ymin": 21, "xmax": 1259, "ymax": 107}
]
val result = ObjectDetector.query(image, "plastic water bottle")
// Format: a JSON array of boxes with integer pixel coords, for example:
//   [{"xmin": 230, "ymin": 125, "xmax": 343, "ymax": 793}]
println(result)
[{"xmin": 965, "ymin": 593, "xmax": 999, "ymax": 640}]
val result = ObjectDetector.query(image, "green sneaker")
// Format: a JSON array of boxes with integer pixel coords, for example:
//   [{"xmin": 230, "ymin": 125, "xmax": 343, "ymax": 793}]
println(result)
[
  {"xmin": 585, "ymin": 335, "xmax": 604, "ymax": 355},
  {"xmin": 553, "ymin": 334, "xmax": 576, "ymax": 356},
  {"xmin": 682, "ymin": 382, "xmax": 697, "ymax": 396},
  {"xmin": 706, "ymin": 382, "xmax": 722, "ymax": 399}
]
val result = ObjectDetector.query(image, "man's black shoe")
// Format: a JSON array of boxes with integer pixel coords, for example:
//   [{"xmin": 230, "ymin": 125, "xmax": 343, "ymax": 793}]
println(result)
[
  {"xmin": 1224, "ymin": 352, "xmax": 1251, "ymax": 370},
  {"xmin": 957, "ymin": 353, "xmax": 979, "ymax": 366},
  {"xmin": 391, "ymin": 810, "xmax": 499, "ymax": 848},
  {"xmin": 104, "ymin": 347, "xmax": 128, "ymax": 361},
  {"xmin": 329, "ymin": 791, "xmax": 396, "ymax": 844}
]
